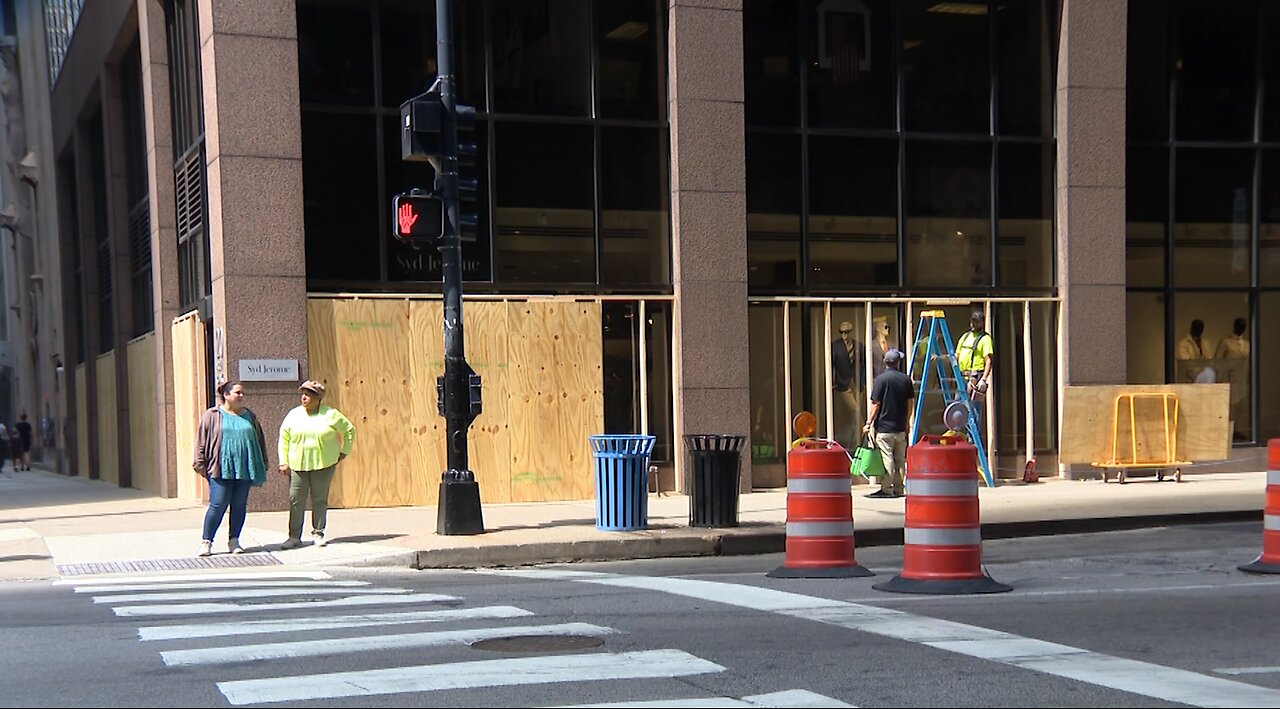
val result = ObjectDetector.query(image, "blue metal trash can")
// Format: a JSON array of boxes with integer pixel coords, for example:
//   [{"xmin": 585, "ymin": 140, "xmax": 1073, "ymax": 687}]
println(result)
[{"xmin": 588, "ymin": 434, "xmax": 656, "ymax": 531}]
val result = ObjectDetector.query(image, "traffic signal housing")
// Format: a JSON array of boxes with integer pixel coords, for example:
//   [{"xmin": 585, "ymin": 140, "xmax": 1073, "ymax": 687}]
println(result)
[{"xmin": 392, "ymin": 190, "xmax": 445, "ymax": 246}]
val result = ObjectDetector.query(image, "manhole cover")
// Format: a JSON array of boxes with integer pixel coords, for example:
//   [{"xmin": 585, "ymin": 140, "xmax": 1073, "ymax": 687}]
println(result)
[
  {"xmin": 58, "ymin": 553, "xmax": 281, "ymax": 577},
  {"xmin": 470, "ymin": 634, "xmax": 605, "ymax": 653}
]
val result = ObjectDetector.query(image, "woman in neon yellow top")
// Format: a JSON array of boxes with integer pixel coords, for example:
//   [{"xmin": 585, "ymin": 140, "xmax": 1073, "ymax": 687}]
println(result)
[{"xmin": 277, "ymin": 380, "xmax": 355, "ymax": 549}]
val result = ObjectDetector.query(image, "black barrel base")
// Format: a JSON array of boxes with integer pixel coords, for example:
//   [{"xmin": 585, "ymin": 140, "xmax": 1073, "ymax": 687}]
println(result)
[
  {"xmin": 1239, "ymin": 557, "xmax": 1280, "ymax": 574},
  {"xmin": 767, "ymin": 563, "xmax": 874, "ymax": 579},
  {"xmin": 874, "ymin": 574, "xmax": 1012, "ymax": 594}
]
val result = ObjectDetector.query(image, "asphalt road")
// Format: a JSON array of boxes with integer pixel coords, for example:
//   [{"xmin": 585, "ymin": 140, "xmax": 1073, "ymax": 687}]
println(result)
[{"xmin": 3, "ymin": 521, "xmax": 1279, "ymax": 707}]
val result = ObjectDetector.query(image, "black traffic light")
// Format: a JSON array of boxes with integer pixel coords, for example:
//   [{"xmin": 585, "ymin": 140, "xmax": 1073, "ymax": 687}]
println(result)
[
  {"xmin": 454, "ymin": 103, "xmax": 479, "ymax": 242},
  {"xmin": 392, "ymin": 189, "xmax": 445, "ymax": 245}
]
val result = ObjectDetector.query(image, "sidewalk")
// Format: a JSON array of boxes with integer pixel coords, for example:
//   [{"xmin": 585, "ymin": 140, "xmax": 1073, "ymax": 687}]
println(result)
[{"xmin": 0, "ymin": 463, "xmax": 1267, "ymax": 580}]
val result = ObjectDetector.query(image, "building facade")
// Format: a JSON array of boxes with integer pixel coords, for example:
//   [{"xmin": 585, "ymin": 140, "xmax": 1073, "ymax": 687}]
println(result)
[{"xmin": 3, "ymin": 0, "xmax": 1275, "ymax": 508}]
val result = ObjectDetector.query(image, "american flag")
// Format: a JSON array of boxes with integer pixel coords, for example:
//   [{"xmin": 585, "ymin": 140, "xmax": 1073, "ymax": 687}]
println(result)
[{"xmin": 826, "ymin": 11, "xmax": 864, "ymax": 84}]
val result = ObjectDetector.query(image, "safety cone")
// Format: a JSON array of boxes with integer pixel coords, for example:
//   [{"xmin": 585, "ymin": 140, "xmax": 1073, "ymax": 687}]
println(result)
[
  {"xmin": 768, "ymin": 439, "xmax": 872, "ymax": 578},
  {"xmin": 1240, "ymin": 439, "xmax": 1280, "ymax": 574}
]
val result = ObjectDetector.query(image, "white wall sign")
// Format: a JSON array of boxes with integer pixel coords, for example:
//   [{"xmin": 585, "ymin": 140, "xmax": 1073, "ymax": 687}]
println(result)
[{"xmin": 238, "ymin": 359, "xmax": 299, "ymax": 382}]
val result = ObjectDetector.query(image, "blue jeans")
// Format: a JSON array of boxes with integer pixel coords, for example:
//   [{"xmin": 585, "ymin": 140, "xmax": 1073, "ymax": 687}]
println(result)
[{"xmin": 203, "ymin": 477, "xmax": 253, "ymax": 541}]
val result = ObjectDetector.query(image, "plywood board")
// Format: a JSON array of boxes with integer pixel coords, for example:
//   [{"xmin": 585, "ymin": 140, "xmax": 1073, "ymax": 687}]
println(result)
[
  {"xmin": 96, "ymin": 352, "xmax": 119, "ymax": 486},
  {"xmin": 407, "ymin": 299, "xmax": 445, "ymax": 505},
  {"xmin": 127, "ymin": 334, "xmax": 159, "ymax": 495},
  {"xmin": 1059, "ymin": 384, "xmax": 1230, "ymax": 464},
  {"xmin": 464, "ymin": 301, "xmax": 513, "ymax": 504},
  {"xmin": 75, "ymin": 365, "xmax": 88, "ymax": 478},
  {"xmin": 172, "ymin": 312, "xmax": 209, "ymax": 501}
]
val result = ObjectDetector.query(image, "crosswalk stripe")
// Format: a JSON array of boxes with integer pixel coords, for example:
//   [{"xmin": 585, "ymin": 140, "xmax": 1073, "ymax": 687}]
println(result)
[
  {"xmin": 488, "ymin": 570, "xmax": 1280, "ymax": 709},
  {"xmin": 113, "ymin": 593, "xmax": 458, "ymax": 617},
  {"xmin": 93, "ymin": 587, "xmax": 408, "ymax": 604},
  {"xmin": 138, "ymin": 605, "xmax": 536, "ymax": 641},
  {"xmin": 556, "ymin": 689, "xmax": 856, "ymax": 708},
  {"xmin": 55, "ymin": 571, "xmax": 331, "ymax": 586},
  {"xmin": 1214, "ymin": 667, "xmax": 1280, "ymax": 676},
  {"xmin": 77, "ymin": 580, "xmax": 369, "ymax": 594},
  {"xmin": 162, "ymin": 622, "xmax": 619, "ymax": 666},
  {"xmin": 216, "ymin": 648, "xmax": 724, "ymax": 706}
]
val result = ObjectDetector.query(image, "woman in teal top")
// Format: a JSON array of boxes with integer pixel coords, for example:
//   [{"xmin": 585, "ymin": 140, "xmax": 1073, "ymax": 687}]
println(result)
[
  {"xmin": 277, "ymin": 380, "xmax": 355, "ymax": 549},
  {"xmin": 193, "ymin": 381, "xmax": 268, "ymax": 557}
]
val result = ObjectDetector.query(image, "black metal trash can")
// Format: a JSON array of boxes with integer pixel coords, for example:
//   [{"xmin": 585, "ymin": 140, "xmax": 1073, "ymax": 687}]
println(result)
[{"xmin": 684, "ymin": 434, "xmax": 745, "ymax": 527}]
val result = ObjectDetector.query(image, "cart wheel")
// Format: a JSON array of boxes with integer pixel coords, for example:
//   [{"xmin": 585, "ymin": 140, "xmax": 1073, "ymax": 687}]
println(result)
[
  {"xmin": 1157, "ymin": 469, "xmax": 1165, "ymax": 482},
  {"xmin": 1175, "ymin": 468, "xmax": 1183, "ymax": 483},
  {"xmin": 1118, "ymin": 470, "xmax": 1127, "ymax": 484},
  {"xmin": 1101, "ymin": 470, "xmax": 1110, "ymax": 483}
]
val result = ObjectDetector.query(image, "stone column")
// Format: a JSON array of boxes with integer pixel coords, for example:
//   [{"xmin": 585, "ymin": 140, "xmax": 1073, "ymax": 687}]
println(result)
[
  {"xmin": 668, "ymin": 1, "xmax": 752, "ymax": 490},
  {"xmin": 72, "ymin": 124, "xmax": 101, "ymax": 479},
  {"xmin": 138, "ymin": 0, "xmax": 182, "ymax": 497},
  {"xmin": 1056, "ymin": 0, "xmax": 1127, "ymax": 478},
  {"xmin": 198, "ymin": 0, "xmax": 305, "ymax": 510},
  {"xmin": 101, "ymin": 64, "xmax": 134, "ymax": 488}
]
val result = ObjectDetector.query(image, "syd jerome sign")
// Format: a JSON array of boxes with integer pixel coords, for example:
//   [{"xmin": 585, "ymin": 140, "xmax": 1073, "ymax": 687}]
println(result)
[{"xmin": 238, "ymin": 359, "xmax": 300, "ymax": 382}]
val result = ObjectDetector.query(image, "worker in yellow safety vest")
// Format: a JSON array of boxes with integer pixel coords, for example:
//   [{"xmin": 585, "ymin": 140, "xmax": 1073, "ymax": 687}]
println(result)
[{"xmin": 955, "ymin": 310, "xmax": 993, "ymax": 442}]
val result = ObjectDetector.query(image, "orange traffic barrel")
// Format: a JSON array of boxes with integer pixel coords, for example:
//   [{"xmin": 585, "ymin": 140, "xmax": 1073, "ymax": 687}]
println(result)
[
  {"xmin": 767, "ymin": 438, "xmax": 872, "ymax": 578},
  {"xmin": 874, "ymin": 435, "xmax": 1009, "ymax": 594},
  {"xmin": 1240, "ymin": 439, "xmax": 1280, "ymax": 574}
]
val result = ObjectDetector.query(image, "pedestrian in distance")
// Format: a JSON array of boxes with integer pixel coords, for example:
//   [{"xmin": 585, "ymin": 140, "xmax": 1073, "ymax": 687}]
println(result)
[
  {"xmin": 278, "ymin": 380, "xmax": 355, "ymax": 549},
  {"xmin": 193, "ymin": 381, "xmax": 269, "ymax": 557},
  {"xmin": 14, "ymin": 414, "xmax": 32, "ymax": 470},
  {"xmin": 8, "ymin": 427, "xmax": 22, "ymax": 472},
  {"xmin": 864, "ymin": 348, "xmax": 915, "ymax": 499}
]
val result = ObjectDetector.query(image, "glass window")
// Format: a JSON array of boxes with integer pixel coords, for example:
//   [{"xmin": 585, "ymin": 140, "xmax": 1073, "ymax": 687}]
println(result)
[
  {"xmin": 1265, "ymin": 3, "xmax": 1280, "ymax": 141},
  {"xmin": 302, "ymin": 112, "xmax": 381, "ymax": 282},
  {"xmin": 494, "ymin": 122, "xmax": 594, "ymax": 284},
  {"xmin": 825, "ymin": 306, "xmax": 868, "ymax": 450},
  {"xmin": 905, "ymin": 141, "xmax": 991, "ymax": 289},
  {"xmin": 998, "ymin": 141, "xmax": 1053, "ymax": 288},
  {"xmin": 1126, "ymin": 0, "xmax": 1170, "ymax": 141},
  {"xmin": 1262, "ymin": 150, "xmax": 1280, "ymax": 286},
  {"xmin": 1174, "ymin": 0, "xmax": 1256, "ymax": 141},
  {"xmin": 1261, "ymin": 293, "xmax": 1280, "ymax": 441},
  {"xmin": 808, "ymin": 136, "xmax": 898, "ymax": 289},
  {"xmin": 1126, "ymin": 292, "xmax": 1165, "ymax": 384},
  {"xmin": 804, "ymin": 0, "xmax": 896, "ymax": 130},
  {"xmin": 746, "ymin": 133, "xmax": 802, "ymax": 290},
  {"xmin": 595, "ymin": 0, "xmax": 661, "ymax": 119},
  {"xmin": 600, "ymin": 127, "xmax": 669, "ymax": 286},
  {"xmin": 490, "ymin": 0, "xmax": 590, "ymax": 116},
  {"xmin": 997, "ymin": 0, "xmax": 1052, "ymax": 137},
  {"xmin": 902, "ymin": 0, "xmax": 990, "ymax": 134},
  {"xmin": 748, "ymin": 303, "xmax": 788, "ymax": 480},
  {"xmin": 1126, "ymin": 147, "xmax": 1168, "ymax": 288},
  {"xmin": 297, "ymin": 3, "xmax": 373, "ymax": 106},
  {"xmin": 1173, "ymin": 148, "xmax": 1253, "ymax": 288},
  {"xmin": 744, "ymin": 0, "xmax": 800, "ymax": 127},
  {"xmin": 380, "ymin": 1, "xmax": 485, "ymax": 109},
  {"xmin": 1173, "ymin": 292, "xmax": 1251, "ymax": 441}
]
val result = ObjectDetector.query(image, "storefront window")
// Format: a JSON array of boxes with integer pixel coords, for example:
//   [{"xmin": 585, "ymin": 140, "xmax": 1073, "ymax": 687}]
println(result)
[
  {"xmin": 301, "ymin": 112, "xmax": 380, "ymax": 281},
  {"xmin": 600, "ymin": 127, "xmax": 669, "ymax": 287},
  {"xmin": 1126, "ymin": 292, "xmax": 1166, "ymax": 385},
  {"xmin": 998, "ymin": 141, "xmax": 1053, "ymax": 288},
  {"xmin": 490, "ymin": 0, "xmax": 590, "ymax": 116},
  {"xmin": 1173, "ymin": 292, "xmax": 1251, "ymax": 441},
  {"xmin": 901, "ymin": 0, "xmax": 990, "ymax": 134},
  {"xmin": 1173, "ymin": 148, "xmax": 1253, "ymax": 288},
  {"xmin": 808, "ymin": 137, "xmax": 898, "ymax": 289},
  {"xmin": 804, "ymin": 0, "xmax": 896, "ymax": 130},
  {"xmin": 744, "ymin": 0, "xmax": 800, "ymax": 127},
  {"xmin": 596, "ymin": 0, "xmax": 662, "ymax": 120},
  {"xmin": 1126, "ymin": 147, "xmax": 1168, "ymax": 288},
  {"xmin": 905, "ymin": 141, "xmax": 992, "ymax": 289},
  {"xmin": 1173, "ymin": 0, "xmax": 1256, "ymax": 142},
  {"xmin": 1261, "ymin": 293, "xmax": 1280, "ymax": 441},
  {"xmin": 746, "ymin": 134, "xmax": 802, "ymax": 290},
  {"xmin": 1262, "ymin": 151, "xmax": 1280, "ymax": 286}
]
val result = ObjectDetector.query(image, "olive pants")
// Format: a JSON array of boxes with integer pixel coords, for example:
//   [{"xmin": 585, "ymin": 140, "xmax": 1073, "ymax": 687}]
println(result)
[{"xmin": 288, "ymin": 465, "xmax": 335, "ymax": 539}]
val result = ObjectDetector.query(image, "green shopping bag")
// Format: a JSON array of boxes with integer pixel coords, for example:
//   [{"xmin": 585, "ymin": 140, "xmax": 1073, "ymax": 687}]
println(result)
[{"xmin": 850, "ymin": 437, "xmax": 886, "ymax": 478}]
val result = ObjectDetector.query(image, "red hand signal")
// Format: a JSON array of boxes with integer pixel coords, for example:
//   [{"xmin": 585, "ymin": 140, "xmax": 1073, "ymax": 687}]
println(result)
[{"xmin": 398, "ymin": 202, "xmax": 419, "ymax": 235}]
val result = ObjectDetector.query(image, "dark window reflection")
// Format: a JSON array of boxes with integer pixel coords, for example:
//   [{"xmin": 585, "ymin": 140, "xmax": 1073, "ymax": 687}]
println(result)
[
  {"xmin": 302, "ymin": 112, "xmax": 381, "ymax": 281},
  {"xmin": 596, "ymin": 0, "xmax": 660, "ymax": 119},
  {"xmin": 491, "ymin": 0, "xmax": 590, "ymax": 115},
  {"xmin": 297, "ymin": 3, "xmax": 373, "ymax": 106},
  {"xmin": 808, "ymin": 136, "xmax": 898, "ymax": 288},
  {"xmin": 1126, "ymin": 147, "xmax": 1168, "ymax": 288},
  {"xmin": 902, "ymin": 0, "xmax": 990, "ymax": 134},
  {"xmin": 601, "ymin": 127, "xmax": 669, "ymax": 286},
  {"xmin": 746, "ymin": 133, "xmax": 801, "ymax": 289},
  {"xmin": 997, "ymin": 0, "xmax": 1052, "ymax": 137},
  {"xmin": 494, "ymin": 122, "xmax": 594, "ymax": 284},
  {"xmin": 998, "ymin": 142, "xmax": 1053, "ymax": 288},
  {"xmin": 805, "ymin": 0, "xmax": 896, "ymax": 129},
  {"xmin": 1266, "ymin": 3, "xmax": 1280, "ymax": 141},
  {"xmin": 905, "ymin": 141, "xmax": 991, "ymax": 288},
  {"xmin": 1261, "ymin": 150, "xmax": 1280, "ymax": 286},
  {"xmin": 1126, "ymin": 0, "xmax": 1170, "ymax": 141},
  {"xmin": 744, "ymin": 0, "xmax": 800, "ymax": 127},
  {"xmin": 1173, "ymin": 148, "xmax": 1253, "ymax": 287},
  {"xmin": 1174, "ymin": 0, "xmax": 1255, "ymax": 141},
  {"xmin": 380, "ymin": 0, "xmax": 485, "ymax": 109}
]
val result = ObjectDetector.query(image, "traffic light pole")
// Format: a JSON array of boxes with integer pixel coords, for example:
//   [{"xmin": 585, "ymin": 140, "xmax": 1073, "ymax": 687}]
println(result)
[{"xmin": 434, "ymin": 0, "xmax": 484, "ymax": 535}]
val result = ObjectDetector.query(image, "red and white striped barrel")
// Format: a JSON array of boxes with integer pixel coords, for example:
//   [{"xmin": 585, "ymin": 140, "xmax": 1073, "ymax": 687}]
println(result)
[
  {"xmin": 874, "ymin": 435, "xmax": 1010, "ymax": 594},
  {"xmin": 767, "ymin": 439, "xmax": 872, "ymax": 578},
  {"xmin": 1240, "ymin": 439, "xmax": 1280, "ymax": 574}
]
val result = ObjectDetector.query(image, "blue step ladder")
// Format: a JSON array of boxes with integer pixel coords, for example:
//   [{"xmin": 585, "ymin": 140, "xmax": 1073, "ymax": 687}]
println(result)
[{"xmin": 908, "ymin": 311, "xmax": 995, "ymax": 487}]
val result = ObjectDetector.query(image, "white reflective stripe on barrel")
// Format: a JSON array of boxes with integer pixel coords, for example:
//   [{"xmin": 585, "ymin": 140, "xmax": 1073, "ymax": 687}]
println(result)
[
  {"xmin": 787, "ymin": 521, "xmax": 854, "ymax": 538},
  {"xmin": 787, "ymin": 478, "xmax": 852, "ymax": 494},
  {"xmin": 1268, "ymin": 470, "xmax": 1280, "ymax": 486},
  {"xmin": 905, "ymin": 479, "xmax": 979, "ymax": 498},
  {"xmin": 904, "ymin": 527, "xmax": 982, "ymax": 546},
  {"xmin": 1266, "ymin": 515, "xmax": 1280, "ymax": 532}
]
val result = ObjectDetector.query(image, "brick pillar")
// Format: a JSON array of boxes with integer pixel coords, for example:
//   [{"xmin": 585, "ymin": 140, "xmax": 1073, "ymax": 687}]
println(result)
[
  {"xmin": 668, "ymin": 1, "xmax": 752, "ymax": 490},
  {"xmin": 1056, "ymin": 0, "xmax": 1128, "ymax": 477},
  {"xmin": 198, "ymin": 0, "xmax": 306, "ymax": 510}
]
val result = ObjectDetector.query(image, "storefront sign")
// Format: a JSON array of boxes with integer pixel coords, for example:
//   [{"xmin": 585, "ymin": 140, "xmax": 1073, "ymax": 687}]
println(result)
[{"xmin": 238, "ymin": 359, "xmax": 299, "ymax": 382}]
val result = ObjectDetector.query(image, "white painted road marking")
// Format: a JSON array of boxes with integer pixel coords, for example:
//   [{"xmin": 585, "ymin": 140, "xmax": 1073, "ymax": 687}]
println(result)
[
  {"xmin": 216, "ymin": 649, "xmax": 724, "ymax": 706},
  {"xmin": 76, "ymin": 579, "xmax": 369, "ymax": 593},
  {"xmin": 556, "ymin": 689, "xmax": 856, "ymax": 707},
  {"xmin": 93, "ymin": 586, "xmax": 408, "ymax": 604},
  {"xmin": 137, "ymin": 605, "xmax": 535, "ymax": 641},
  {"xmin": 55, "ymin": 571, "xmax": 331, "ymax": 586},
  {"xmin": 112, "ymin": 592, "xmax": 458, "ymax": 617},
  {"xmin": 1215, "ymin": 667, "xmax": 1280, "ymax": 676},
  {"xmin": 162, "ymin": 622, "xmax": 619, "ymax": 666},
  {"xmin": 484, "ymin": 569, "xmax": 1280, "ymax": 709}
]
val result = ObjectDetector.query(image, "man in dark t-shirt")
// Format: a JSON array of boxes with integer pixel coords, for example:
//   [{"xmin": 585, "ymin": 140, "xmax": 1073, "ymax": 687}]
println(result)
[
  {"xmin": 863, "ymin": 348, "xmax": 914, "ymax": 498},
  {"xmin": 14, "ymin": 414, "xmax": 33, "ymax": 471}
]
